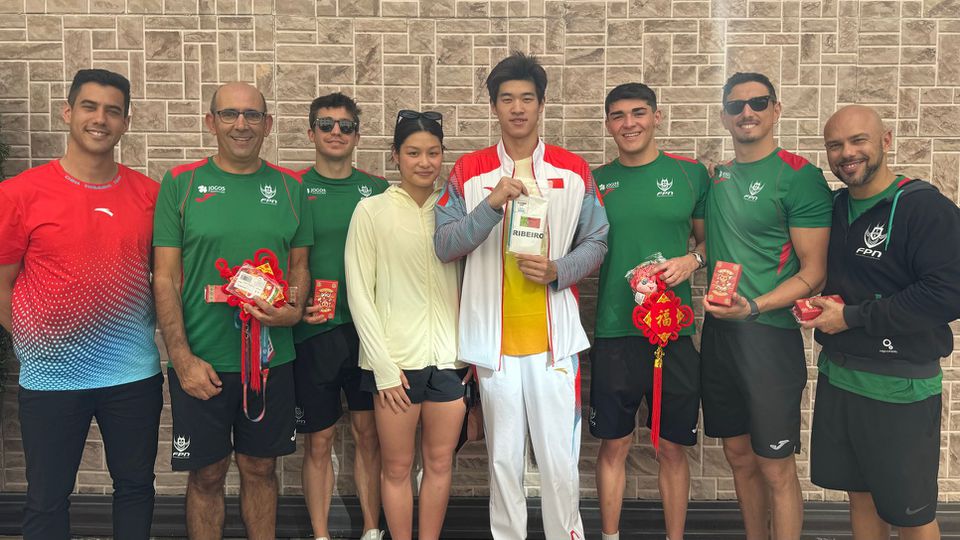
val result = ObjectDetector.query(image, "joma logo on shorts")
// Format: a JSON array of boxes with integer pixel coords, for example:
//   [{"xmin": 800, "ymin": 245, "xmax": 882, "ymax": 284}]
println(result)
[{"xmin": 769, "ymin": 439, "xmax": 790, "ymax": 451}]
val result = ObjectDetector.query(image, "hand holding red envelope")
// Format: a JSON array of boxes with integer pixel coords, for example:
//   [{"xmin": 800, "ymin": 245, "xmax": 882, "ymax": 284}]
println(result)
[
  {"xmin": 626, "ymin": 257, "xmax": 695, "ymax": 454},
  {"xmin": 215, "ymin": 248, "xmax": 290, "ymax": 422}
]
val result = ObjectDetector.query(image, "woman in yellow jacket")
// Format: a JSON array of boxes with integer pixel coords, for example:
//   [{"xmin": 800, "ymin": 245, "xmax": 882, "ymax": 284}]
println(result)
[{"xmin": 345, "ymin": 110, "xmax": 467, "ymax": 540}]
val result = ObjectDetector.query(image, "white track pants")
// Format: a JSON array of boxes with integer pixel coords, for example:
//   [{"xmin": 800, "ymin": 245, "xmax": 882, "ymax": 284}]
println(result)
[{"xmin": 477, "ymin": 352, "xmax": 585, "ymax": 540}]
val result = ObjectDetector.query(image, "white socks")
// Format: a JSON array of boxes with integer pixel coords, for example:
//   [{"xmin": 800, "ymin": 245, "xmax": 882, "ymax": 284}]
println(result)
[{"xmin": 602, "ymin": 533, "xmax": 620, "ymax": 540}]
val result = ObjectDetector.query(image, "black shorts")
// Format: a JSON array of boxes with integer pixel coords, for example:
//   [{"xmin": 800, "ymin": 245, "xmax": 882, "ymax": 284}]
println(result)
[
  {"xmin": 700, "ymin": 315, "xmax": 806, "ymax": 458},
  {"xmin": 588, "ymin": 335, "xmax": 700, "ymax": 445},
  {"xmin": 293, "ymin": 324, "xmax": 374, "ymax": 433},
  {"xmin": 811, "ymin": 373, "xmax": 940, "ymax": 527},
  {"xmin": 168, "ymin": 362, "xmax": 297, "ymax": 471},
  {"xmin": 360, "ymin": 366, "xmax": 468, "ymax": 404}
]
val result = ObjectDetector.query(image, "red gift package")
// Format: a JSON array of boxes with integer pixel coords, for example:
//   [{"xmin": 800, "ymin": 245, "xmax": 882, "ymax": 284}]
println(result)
[
  {"xmin": 792, "ymin": 295, "xmax": 844, "ymax": 322},
  {"xmin": 314, "ymin": 279, "xmax": 339, "ymax": 318},
  {"xmin": 225, "ymin": 263, "xmax": 285, "ymax": 306},
  {"xmin": 706, "ymin": 261, "xmax": 742, "ymax": 307}
]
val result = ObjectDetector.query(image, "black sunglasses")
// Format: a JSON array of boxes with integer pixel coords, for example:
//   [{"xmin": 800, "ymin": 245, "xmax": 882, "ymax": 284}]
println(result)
[
  {"xmin": 214, "ymin": 109, "xmax": 267, "ymax": 124},
  {"xmin": 396, "ymin": 109, "xmax": 443, "ymax": 126},
  {"xmin": 723, "ymin": 95, "xmax": 773, "ymax": 116},
  {"xmin": 314, "ymin": 117, "xmax": 359, "ymax": 134}
]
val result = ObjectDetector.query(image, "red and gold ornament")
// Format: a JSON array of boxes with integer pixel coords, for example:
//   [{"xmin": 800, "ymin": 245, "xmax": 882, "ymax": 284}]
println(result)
[
  {"xmin": 215, "ymin": 248, "xmax": 289, "ymax": 422},
  {"xmin": 629, "ymin": 272, "xmax": 694, "ymax": 454}
]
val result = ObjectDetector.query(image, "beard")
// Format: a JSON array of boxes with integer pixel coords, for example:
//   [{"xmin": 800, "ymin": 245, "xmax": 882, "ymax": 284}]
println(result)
[{"xmin": 834, "ymin": 155, "xmax": 882, "ymax": 187}]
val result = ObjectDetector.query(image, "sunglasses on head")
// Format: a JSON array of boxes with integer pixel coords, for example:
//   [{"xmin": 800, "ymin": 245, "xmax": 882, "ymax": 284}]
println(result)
[
  {"xmin": 396, "ymin": 109, "xmax": 443, "ymax": 126},
  {"xmin": 314, "ymin": 117, "xmax": 359, "ymax": 134},
  {"xmin": 723, "ymin": 95, "xmax": 773, "ymax": 116}
]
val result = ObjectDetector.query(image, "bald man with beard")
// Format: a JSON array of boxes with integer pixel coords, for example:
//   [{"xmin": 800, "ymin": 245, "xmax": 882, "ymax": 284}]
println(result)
[{"xmin": 803, "ymin": 105, "xmax": 960, "ymax": 539}]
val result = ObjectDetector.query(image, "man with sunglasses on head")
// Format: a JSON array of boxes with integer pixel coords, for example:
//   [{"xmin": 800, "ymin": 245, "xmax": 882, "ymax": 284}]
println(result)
[
  {"xmin": 294, "ymin": 92, "xmax": 388, "ymax": 540},
  {"xmin": 153, "ymin": 81, "xmax": 313, "ymax": 540},
  {"xmin": 435, "ymin": 52, "xmax": 608, "ymax": 540},
  {"xmin": 701, "ymin": 72, "xmax": 832, "ymax": 539}
]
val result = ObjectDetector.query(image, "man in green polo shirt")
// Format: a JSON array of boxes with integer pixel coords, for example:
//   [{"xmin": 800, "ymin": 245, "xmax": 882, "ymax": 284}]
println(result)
[
  {"xmin": 153, "ymin": 81, "xmax": 312, "ymax": 540},
  {"xmin": 293, "ymin": 92, "xmax": 388, "ymax": 540},
  {"xmin": 701, "ymin": 72, "xmax": 832, "ymax": 539},
  {"xmin": 590, "ymin": 83, "xmax": 708, "ymax": 540},
  {"xmin": 804, "ymin": 105, "xmax": 960, "ymax": 539}
]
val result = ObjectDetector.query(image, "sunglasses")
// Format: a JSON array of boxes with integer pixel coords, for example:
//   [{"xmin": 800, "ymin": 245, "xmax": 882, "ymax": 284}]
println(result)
[
  {"xmin": 214, "ymin": 109, "xmax": 267, "ymax": 124},
  {"xmin": 396, "ymin": 109, "xmax": 443, "ymax": 126},
  {"xmin": 722, "ymin": 95, "xmax": 773, "ymax": 116},
  {"xmin": 314, "ymin": 117, "xmax": 359, "ymax": 134}
]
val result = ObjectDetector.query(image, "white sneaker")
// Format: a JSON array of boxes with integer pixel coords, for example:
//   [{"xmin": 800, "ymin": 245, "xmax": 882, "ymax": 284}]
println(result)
[
  {"xmin": 316, "ymin": 537, "xmax": 330, "ymax": 540},
  {"xmin": 360, "ymin": 529, "xmax": 385, "ymax": 540}
]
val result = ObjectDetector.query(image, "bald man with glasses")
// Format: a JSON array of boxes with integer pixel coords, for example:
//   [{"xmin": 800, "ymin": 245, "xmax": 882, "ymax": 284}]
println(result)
[{"xmin": 153, "ymin": 81, "xmax": 313, "ymax": 540}]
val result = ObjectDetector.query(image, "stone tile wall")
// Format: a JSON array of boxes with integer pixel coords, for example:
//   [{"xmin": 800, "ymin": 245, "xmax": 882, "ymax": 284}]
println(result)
[{"xmin": 1, "ymin": 0, "xmax": 959, "ymax": 504}]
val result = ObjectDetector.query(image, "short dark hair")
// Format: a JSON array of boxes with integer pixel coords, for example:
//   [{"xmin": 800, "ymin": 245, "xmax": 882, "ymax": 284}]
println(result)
[
  {"xmin": 208, "ymin": 85, "xmax": 267, "ymax": 115},
  {"xmin": 392, "ymin": 114, "xmax": 444, "ymax": 152},
  {"xmin": 67, "ymin": 69, "xmax": 131, "ymax": 116},
  {"xmin": 486, "ymin": 51, "xmax": 547, "ymax": 105},
  {"xmin": 604, "ymin": 83, "xmax": 658, "ymax": 115},
  {"xmin": 309, "ymin": 92, "xmax": 361, "ymax": 130},
  {"xmin": 722, "ymin": 72, "xmax": 777, "ymax": 103}
]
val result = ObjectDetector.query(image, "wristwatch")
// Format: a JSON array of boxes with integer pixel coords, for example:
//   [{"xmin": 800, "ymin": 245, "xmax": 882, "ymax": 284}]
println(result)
[
  {"xmin": 745, "ymin": 297, "xmax": 761, "ymax": 321},
  {"xmin": 688, "ymin": 250, "xmax": 705, "ymax": 269}
]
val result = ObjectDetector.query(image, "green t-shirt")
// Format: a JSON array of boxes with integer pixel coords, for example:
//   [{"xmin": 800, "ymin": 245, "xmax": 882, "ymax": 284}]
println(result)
[
  {"xmin": 705, "ymin": 148, "xmax": 832, "ymax": 328},
  {"xmin": 819, "ymin": 176, "xmax": 942, "ymax": 403},
  {"xmin": 293, "ymin": 167, "xmax": 389, "ymax": 343},
  {"xmin": 593, "ymin": 152, "xmax": 710, "ymax": 338},
  {"xmin": 153, "ymin": 158, "xmax": 314, "ymax": 372}
]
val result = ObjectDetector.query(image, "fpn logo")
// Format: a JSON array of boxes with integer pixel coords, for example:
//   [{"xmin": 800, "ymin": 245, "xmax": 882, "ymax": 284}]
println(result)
[
  {"xmin": 856, "ymin": 223, "xmax": 887, "ymax": 259},
  {"xmin": 172, "ymin": 435, "xmax": 191, "ymax": 459},
  {"xmin": 656, "ymin": 178, "xmax": 674, "ymax": 198},
  {"xmin": 260, "ymin": 184, "xmax": 278, "ymax": 205},
  {"xmin": 743, "ymin": 181, "xmax": 764, "ymax": 201},
  {"xmin": 358, "ymin": 185, "xmax": 373, "ymax": 198}
]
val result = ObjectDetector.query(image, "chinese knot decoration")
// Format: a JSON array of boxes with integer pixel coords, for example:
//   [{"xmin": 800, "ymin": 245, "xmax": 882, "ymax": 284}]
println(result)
[
  {"xmin": 629, "ymin": 271, "xmax": 694, "ymax": 454},
  {"xmin": 215, "ymin": 248, "xmax": 289, "ymax": 422}
]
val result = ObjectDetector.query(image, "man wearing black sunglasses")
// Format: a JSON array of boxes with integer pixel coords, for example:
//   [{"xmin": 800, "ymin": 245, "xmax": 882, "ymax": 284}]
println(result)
[
  {"xmin": 154, "ymin": 81, "xmax": 313, "ymax": 540},
  {"xmin": 294, "ymin": 92, "xmax": 388, "ymax": 540},
  {"xmin": 700, "ymin": 72, "xmax": 832, "ymax": 539}
]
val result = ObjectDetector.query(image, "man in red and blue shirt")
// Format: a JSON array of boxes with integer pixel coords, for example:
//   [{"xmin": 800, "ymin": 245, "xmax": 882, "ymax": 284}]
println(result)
[{"xmin": 0, "ymin": 69, "xmax": 163, "ymax": 540}]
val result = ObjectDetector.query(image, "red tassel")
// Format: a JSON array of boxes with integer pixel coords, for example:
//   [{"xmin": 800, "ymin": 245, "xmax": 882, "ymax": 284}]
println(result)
[{"xmin": 651, "ymin": 345, "xmax": 664, "ymax": 455}]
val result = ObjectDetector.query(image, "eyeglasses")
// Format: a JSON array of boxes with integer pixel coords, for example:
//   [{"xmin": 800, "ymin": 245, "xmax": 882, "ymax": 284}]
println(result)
[
  {"xmin": 314, "ymin": 117, "xmax": 359, "ymax": 134},
  {"xmin": 214, "ymin": 109, "xmax": 267, "ymax": 124},
  {"xmin": 722, "ymin": 96, "xmax": 773, "ymax": 116},
  {"xmin": 396, "ymin": 109, "xmax": 443, "ymax": 127}
]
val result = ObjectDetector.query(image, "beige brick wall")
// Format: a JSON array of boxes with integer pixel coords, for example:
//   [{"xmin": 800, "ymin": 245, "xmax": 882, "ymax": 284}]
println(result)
[{"xmin": 1, "ymin": 0, "xmax": 959, "ymax": 504}]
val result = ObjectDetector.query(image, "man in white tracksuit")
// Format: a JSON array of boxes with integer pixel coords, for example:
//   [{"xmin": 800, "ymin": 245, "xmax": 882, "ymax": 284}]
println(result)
[{"xmin": 434, "ymin": 52, "xmax": 608, "ymax": 540}]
